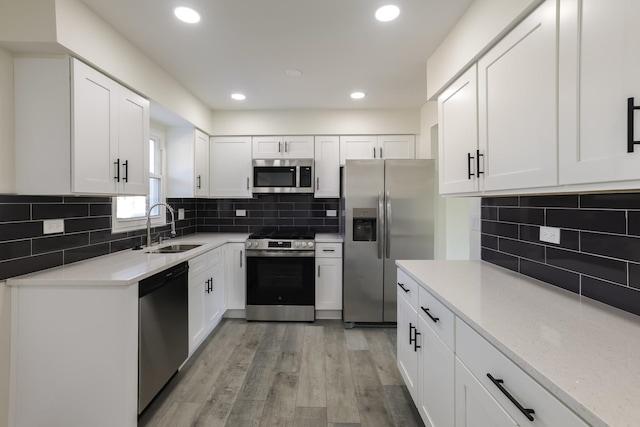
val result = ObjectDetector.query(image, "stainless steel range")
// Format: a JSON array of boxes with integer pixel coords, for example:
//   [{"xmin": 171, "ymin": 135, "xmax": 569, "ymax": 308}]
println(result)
[{"xmin": 245, "ymin": 228, "xmax": 316, "ymax": 321}]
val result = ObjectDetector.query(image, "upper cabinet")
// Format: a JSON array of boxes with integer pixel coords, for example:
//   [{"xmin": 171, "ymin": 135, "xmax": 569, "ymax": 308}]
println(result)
[
  {"xmin": 340, "ymin": 135, "xmax": 415, "ymax": 165},
  {"xmin": 558, "ymin": 0, "xmax": 640, "ymax": 185},
  {"xmin": 314, "ymin": 136, "xmax": 341, "ymax": 198},
  {"xmin": 14, "ymin": 56, "xmax": 149, "ymax": 195},
  {"xmin": 210, "ymin": 136, "xmax": 252, "ymax": 198},
  {"xmin": 167, "ymin": 128, "xmax": 210, "ymax": 198},
  {"xmin": 252, "ymin": 136, "xmax": 314, "ymax": 159}
]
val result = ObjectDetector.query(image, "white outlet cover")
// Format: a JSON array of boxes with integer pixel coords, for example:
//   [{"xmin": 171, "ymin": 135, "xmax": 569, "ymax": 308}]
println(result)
[
  {"xmin": 43, "ymin": 219, "xmax": 64, "ymax": 234},
  {"xmin": 326, "ymin": 210, "xmax": 337, "ymax": 217},
  {"xmin": 236, "ymin": 209, "xmax": 247, "ymax": 217},
  {"xmin": 539, "ymin": 226, "xmax": 561, "ymax": 244},
  {"xmin": 178, "ymin": 208, "xmax": 185, "ymax": 220}
]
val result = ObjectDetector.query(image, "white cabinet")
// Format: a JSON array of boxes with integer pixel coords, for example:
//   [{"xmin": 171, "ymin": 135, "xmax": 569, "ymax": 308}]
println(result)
[
  {"xmin": 225, "ymin": 243, "xmax": 246, "ymax": 312},
  {"xmin": 397, "ymin": 288, "xmax": 419, "ymax": 403},
  {"xmin": 167, "ymin": 128, "xmax": 210, "ymax": 198},
  {"xmin": 14, "ymin": 56, "xmax": 149, "ymax": 196},
  {"xmin": 210, "ymin": 136, "xmax": 252, "ymax": 198},
  {"xmin": 559, "ymin": 0, "xmax": 640, "ymax": 185},
  {"xmin": 477, "ymin": 0, "xmax": 557, "ymax": 191},
  {"xmin": 188, "ymin": 247, "xmax": 225, "ymax": 354},
  {"xmin": 252, "ymin": 135, "xmax": 314, "ymax": 159},
  {"xmin": 340, "ymin": 135, "xmax": 415, "ymax": 165},
  {"xmin": 438, "ymin": 65, "xmax": 479, "ymax": 194},
  {"xmin": 314, "ymin": 136, "xmax": 341, "ymax": 198},
  {"xmin": 315, "ymin": 242, "xmax": 342, "ymax": 312}
]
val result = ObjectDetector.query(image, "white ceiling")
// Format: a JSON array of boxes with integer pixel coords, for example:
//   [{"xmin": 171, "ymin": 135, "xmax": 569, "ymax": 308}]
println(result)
[{"xmin": 80, "ymin": 0, "xmax": 472, "ymax": 111}]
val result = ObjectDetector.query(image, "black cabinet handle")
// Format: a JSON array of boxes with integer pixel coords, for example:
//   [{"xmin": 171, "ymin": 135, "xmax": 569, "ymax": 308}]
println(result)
[
  {"xmin": 373, "ymin": 147, "xmax": 376, "ymax": 158},
  {"xmin": 628, "ymin": 97, "xmax": 640, "ymax": 153},
  {"xmin": 197, "ymin": 175, "xmax": 201, "ymax": 189},
  {"xmin": 114, "ymin": 159, "xmax": 120, "ymax": 182},
  {"xmin": 487, "ymin": 373, "xmax": 535, "ymax": 422},
  {"xmin": 413, "ymin": 330, "xmax": 421, "ymax": 352},
  {"xmin": 467, "ymin": 152, "xmax": 475, "ymax": 179},
  {"xmin": 379, "ymin": 147, "xmax": 383, "ymax": 158},
  {"xmin": 397, "ymin": 282, "xmax": 410, "ymax": 293},
  {"xmin": 421, "ymin": 306, "xmax": 439, "ymax": 323},
  {"xmin": 409, "ymin": 322, "xmax": 415, "ymax": 345},
  {"xmin": 278, "ymin": 141, "xmax": 282, "ymax": 153},
  {"xmin": 476, "ymin": 149, "xmax": 484, "ymax": 177},
  {"xmin": 123, "ymin": 160, "xmax": 129, "ymax": 183}
]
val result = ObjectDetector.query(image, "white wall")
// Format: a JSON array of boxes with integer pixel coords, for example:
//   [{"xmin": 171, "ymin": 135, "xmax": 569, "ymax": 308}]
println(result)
[
  {"xmin": 208, "ymin": 109, "xmax": 420, "ymax": 136},
  {"xmin": 419, "ymin": 101, "xmax": 438, "ymax": 159},
  {"xmin": 426, "ymin": 0, "xmax": 542, "ymax": 99},
  {"xmin": 0, "ymin": 48, "xmax": 14, "ymax": 194}
]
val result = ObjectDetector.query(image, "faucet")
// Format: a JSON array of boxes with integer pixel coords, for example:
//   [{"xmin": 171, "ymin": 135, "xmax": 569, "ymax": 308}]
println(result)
[{"xmin": 147, "ymin": 203, "xmax": 176, "ymax": 247}]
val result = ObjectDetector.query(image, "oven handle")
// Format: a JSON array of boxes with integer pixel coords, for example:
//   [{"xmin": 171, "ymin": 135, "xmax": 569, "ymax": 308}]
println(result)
[{"xmin": 245, "ymin": 250, "xmax": 315, "ymax": 258}]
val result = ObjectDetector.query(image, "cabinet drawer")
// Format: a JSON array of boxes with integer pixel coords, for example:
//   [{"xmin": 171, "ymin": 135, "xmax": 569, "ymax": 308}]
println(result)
[
  {"xmin": 418, "ymin": 286, "xmax": 455, "ymax": 351},
  {"xmin": 315, "ymin": 242, "xmax": 342, "ymax": 258},
  {"xmin": 396, "ymin": 268, "xmax": 419, "ymax": 310},
  {"xmin": 189, "ymin": 247, "xmax": 222, "ymax": 277},
  {"xmin": 456, "ymin": 319, "xmax": 587, "ymax": 427}
]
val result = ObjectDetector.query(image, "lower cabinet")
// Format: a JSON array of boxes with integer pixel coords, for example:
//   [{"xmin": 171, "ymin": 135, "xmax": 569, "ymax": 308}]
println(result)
[
  {"xmin": 397, "ymin": 289, "xmax": 419, "ymax": 402},
  {"xmin": 188, "ymin": 246, "xmax": 225, "ymax": 354},
  {"xmin": 225, "ymin": 242, "xmax": 246, "ymax": 312},
  {"xmin": 315, "ymin": 242, "xmax": 343, "ymax": 316}
]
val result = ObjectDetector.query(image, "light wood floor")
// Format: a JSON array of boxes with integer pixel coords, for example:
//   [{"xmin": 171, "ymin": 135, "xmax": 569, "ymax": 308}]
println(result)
[{"xmin": 139, "ymin": 318, "xmax": 424, "ymax": 427}]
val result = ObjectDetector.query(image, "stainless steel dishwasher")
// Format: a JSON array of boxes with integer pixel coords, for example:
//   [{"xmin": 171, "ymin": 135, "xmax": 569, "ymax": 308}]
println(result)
[{"xmin": 138, "ymin": 261, "xmax": 189, "ymax": 414}]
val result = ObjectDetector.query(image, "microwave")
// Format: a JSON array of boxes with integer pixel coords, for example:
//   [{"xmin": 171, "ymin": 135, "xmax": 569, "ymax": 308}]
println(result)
[{"xmin": 252, "ymin": 159, "xmax": 314, "ymax": 193}]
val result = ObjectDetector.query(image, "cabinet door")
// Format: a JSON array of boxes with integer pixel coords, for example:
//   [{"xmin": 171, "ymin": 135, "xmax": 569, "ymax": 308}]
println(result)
[
  {"xmin": 340, "ymin": 135, "xmax": 377, "ymax": 165},
  {"xmin": 226, "ymin": 243, "xmax": 246, "ymax": 310},
  {"xmin": 188, "ymin": 271, "xmax": 207, "ymax": 353},
  {"xmin": 314, "ymin": 136, "xmax": 340, "ymax": 198},
  {"xmin": 210, "ymin": 136, "xmax": 252, "ymax": 198},
  {"xmin": 438, "ymin": 65, "xmax": 479, "ymax": 194},
  {"xmin": 194, "ymin": 129, "xmax": 210, "ymax": 197},
  {"xmin": 455, "ymin": 358, "xmax": 519, "ymax": 427},
  {"xmin": 315, "ymin": 257, "xmax": 342, "ymax": 310},
  {"xmin": 72, "ymin": 59, "xmax": 118, "ymax": 194},
  {"xmin": 397, "ymin": 292, "xmax": 419, "ymax": 403},
  {"xmin": 378, "ymin": 135, "xmax": 415, "ymax": 159},
  {"xmin": 252, "ymin": 136, "xmax": 283, "ymax": 159},
  {"xmin": 478, "ymin": 0, "xmax": 557, "ymax": 191},
  {"xmin": 117, "ymin": 88, "xmax": 150, "ymax": 195},
  {"xmin": 417, "ymin": 316, "xmax": 454, "ymax": 427},
  {"xmin": 284, "ymin": 135, "xmax": 315, "ymax": 158},
  {"xmin": 205, "ymin": 260, "xmax": 225, "ymax": 328},
  {"xmin": 559, "ymin": 0, "xmax": 640, "ymax": 184}
]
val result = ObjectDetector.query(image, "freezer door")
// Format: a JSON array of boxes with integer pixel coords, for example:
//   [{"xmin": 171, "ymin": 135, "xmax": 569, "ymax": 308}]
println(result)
[
  {"xmin": 343, "ymin": 160, "xmax": 385, "ymax": 323},
  {"xmin": 383, "ymin": 160, "xmax": 436, "ymax": 322}
]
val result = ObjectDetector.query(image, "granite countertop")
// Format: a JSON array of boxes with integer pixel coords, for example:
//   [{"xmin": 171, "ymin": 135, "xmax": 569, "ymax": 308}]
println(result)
[
  {"xmin": 396, "ymin": 259, "xmax": 640, "ymax": 427},
  {"xmin": 6, "ymin": 233, "xmax": 249, "ymax": 287}
]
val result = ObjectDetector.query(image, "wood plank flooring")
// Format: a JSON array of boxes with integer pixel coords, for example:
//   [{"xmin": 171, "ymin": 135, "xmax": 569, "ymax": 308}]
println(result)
[{"xmin": 139, "ymin": 319, "xmax": 423, "ymax": 427}]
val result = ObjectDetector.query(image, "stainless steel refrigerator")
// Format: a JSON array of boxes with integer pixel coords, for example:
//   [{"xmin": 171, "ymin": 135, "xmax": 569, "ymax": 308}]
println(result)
[{"xmin": 342, "ymin": 159, "xmax": 435, "ymax": 325}]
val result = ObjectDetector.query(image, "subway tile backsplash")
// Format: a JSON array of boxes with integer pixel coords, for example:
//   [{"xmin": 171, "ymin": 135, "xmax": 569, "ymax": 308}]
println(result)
[
  {"xmin": 481, "ymin": 193, "xmax": 640, "ymax": 317},
  {"xmin": 0, "ymin": 193, "xmax": 339, "ymax": 281}
]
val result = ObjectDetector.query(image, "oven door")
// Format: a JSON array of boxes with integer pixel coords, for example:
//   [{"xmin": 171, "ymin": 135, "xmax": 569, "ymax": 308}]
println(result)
[{"xmin": 246, "ymin": 251, "xmax": 315, "ymax": 306}]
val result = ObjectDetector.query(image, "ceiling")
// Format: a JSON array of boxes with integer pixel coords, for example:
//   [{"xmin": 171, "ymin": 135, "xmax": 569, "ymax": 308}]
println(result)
[{"xmin": 80, "ymin": 0, "xmax": 472, "ymax": 111}]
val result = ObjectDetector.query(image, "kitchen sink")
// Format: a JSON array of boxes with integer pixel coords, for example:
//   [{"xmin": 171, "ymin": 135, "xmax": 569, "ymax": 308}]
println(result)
[{"xmin": 146, "ymin": 244, "xmax": 202, "ymax": 254}]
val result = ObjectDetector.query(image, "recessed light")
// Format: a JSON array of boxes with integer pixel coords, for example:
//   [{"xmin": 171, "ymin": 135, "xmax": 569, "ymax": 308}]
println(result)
[
  {"xmin": 231, "ymin": 93, "xmax": 246, "ymax": 101},
  {"xmin": 286, "ymin": 69, "xmax": 303, "ymax": 77},
  {"xmin": 351, "ymin": 92, "xmax": 366, "ymax": 99},
  {"xmin": 375, "ymin": 5, "xmax": 400, "ymax": 22},
  {"xmin": 174, "ymin": 7, "xmax": 201, "ymax": 24}
]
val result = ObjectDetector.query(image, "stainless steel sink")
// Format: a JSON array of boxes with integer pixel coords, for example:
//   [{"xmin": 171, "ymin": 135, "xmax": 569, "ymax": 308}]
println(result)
[{"xmin": 146, "ymin": 244, "xmax": 202, "ymax": 254}]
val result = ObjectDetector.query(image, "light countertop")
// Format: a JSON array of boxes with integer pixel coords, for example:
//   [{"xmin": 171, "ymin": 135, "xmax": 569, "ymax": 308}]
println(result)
[
  {"xmin": 315, "ymin": 233, "xmax": 343, "ymax": 243},
  {"xmin": 6, "ymin": 233, "xmax": 248, "ymax": 287},
  {"xmin": 396, "ymin": 260, "xmax": 640, "ymax": 427}
]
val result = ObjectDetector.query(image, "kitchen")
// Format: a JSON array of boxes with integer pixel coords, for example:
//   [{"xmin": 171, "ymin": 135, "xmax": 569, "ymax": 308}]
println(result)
[{"xmin": 1, "ymin": 0, "xmax": 640, "ymax": 426}]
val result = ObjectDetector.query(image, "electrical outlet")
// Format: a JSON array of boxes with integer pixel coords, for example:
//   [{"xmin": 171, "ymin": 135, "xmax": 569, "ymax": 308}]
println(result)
[
  {"xmin": 178, "ymin": 208, "xmax": 185, "ymax": 220},
  {"xmin": 236, "ymin": 209, "xmax": 246, "ymax": 217},
  {"xmin": 326, "ymin": 210, "xmax": 337, "ymax": 217},
  {"xmin": 470, "ymin": 214, "xmax": 481, "ymax": 231},
  {"xmin": 539, "ymin": 226, "xmax": 560, "ymax": 244},
  {"xmin": 43, "ymin": 219, "xmax": 64, "ymax": 234}
]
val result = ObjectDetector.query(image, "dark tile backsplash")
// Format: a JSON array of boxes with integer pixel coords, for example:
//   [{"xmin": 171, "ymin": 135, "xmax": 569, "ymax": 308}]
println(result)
[
  {"xmin": 0, "ymin": 193, "xmax": 339, "ymax": 281},
  {"xmin": 481, "ymin": 193, "xmax": 640, "ymax": 317}
]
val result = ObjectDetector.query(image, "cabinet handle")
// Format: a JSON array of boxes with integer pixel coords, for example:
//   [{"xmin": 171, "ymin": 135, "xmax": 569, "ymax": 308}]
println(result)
[
  {"xmin": 409, "ymin": 322, "xmax": 415, "ymax": 345},
  {"xmin": 421, "ymin": 306, "xmax": 439, "ymax": 323},
  {"xmin": 467, "ymin": 152, "xmax": 475, "ymax": 179},
  {"xmin": 208, "ymin": 278, "xmax": 213, "ymax": 293},
  {"xmin": 197, "ymin": 175, "xmax": 201, "ymax": 189},
  {"xmin": 246, "ymin": 177, "xmax": 250, "ymax": 191},
  {"xmin": 123, "ymin": 160, "xmax": 129, "ymax": 183},
  {"xmin": 373, "ymin": 147, "xmax": 376, "ymax": 158},
  {"xmin": 278, "ymin": 141, "xmax": 282, "ymax": 153},
  {"xmin": 628, "ymin": 97, "xmax": 640, "ymax": 153},
  {"xmin": 487, "ymin": 373, "xmax": 535, "ymax": 422},
  {"xmin": 240, "ymin": 250, "xmax": 243, "ymax": 268},
  {"xmin": 114, "ymin": 159, "xmax": 120, "ymax": 182},
  {"xmin": 413, "ymin": 330, "xmax": 421, "ymax": 352},
  {"xmin": 318, "ymin": 265, "xmax": 320, "ymax": 277},
  {"xmin": 379, "ymin": 147, "xmax": 383, "ymax": 158},
  {"xmin": 397, "ymin": 282, "xmax": 410, "ymax": 293},
  {"xmin": 476, "ymin": 149, "xmax": 484, "ymax": 177},
  {"xmin": 316, "ymin": 177, "xmax": 320, "ymax": 190},
  {"xmin": 285, "ymin": 141, "xmax": 288, "ymax": 152},
  {"xmin": 322, "ymin": 249, "xmax": 335, "ymax": 252}
]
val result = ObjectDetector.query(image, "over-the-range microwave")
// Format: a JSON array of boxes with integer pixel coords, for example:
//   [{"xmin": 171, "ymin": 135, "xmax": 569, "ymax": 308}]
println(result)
[{"xmin": 252, "ymin": 159, "xmax": 314, "ymax": 194}]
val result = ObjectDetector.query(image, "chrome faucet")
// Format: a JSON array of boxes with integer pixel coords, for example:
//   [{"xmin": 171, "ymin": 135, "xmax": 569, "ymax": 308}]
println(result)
[{"xmin": 147, "ymin": 203, "xmax": 176, "ymax": 247}]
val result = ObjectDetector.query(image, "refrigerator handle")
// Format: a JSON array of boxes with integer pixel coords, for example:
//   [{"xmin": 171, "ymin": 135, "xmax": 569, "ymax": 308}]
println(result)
[
  {"xmin": 378, "ymin": 191, "xmax": 384, "ymax": 260},
  {"xmin": 385, "ymin": 191, "xmax": 391, "ymax": 259}
]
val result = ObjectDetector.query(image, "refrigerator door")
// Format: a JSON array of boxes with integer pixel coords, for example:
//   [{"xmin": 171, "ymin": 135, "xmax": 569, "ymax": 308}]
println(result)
[
  {"xmin": 383, "ymin": 159, "xmax": 436, "ymax": 322},
  {"xmin": 344, "ymin": 160, "xmax": 385, "ymax": 323}
]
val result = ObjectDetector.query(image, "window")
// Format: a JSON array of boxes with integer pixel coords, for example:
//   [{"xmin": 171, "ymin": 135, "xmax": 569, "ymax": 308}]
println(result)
[{"xmin": 112, "ymin": 130, "xmax": 166, "ymax": 232}]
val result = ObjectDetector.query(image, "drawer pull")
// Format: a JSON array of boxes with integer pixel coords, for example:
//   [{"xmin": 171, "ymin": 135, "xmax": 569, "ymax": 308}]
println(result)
[
  {"xmin": 487, "ymin": 373, "xmax": 535, "ymax": 421},
  {"xmin": 421, "ymin": 306, "xmax": 440, "ymax": 323},
  {"xmin": 322, "ymin": 249, "xmax": 335, "ymax": 252},
  {"xmin": 397, "ymin": 282, "xmax": 410, "ymax": 293},
  {"xmin": 628, "ymin": 97, "xmax": 640, "ymax": 153}
]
